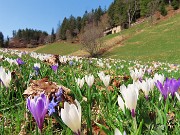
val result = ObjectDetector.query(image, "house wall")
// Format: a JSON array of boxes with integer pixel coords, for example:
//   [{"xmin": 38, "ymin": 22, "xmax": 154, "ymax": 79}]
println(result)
[{"xmin": 104, "ymin": 25, "xmax": 121, "ymax": 36}]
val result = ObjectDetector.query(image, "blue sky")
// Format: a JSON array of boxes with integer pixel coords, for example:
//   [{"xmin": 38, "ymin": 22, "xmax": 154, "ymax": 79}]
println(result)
[{"xmin": 0, "ymin": 0, "xmax": 113, "ymax": 38}]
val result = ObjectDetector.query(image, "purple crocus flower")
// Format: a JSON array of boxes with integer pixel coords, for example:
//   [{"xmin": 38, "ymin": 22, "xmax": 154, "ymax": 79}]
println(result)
[
  {"xmin": 48, "ymin": 98, "xmax": 57, "ymax": 116},
  {"xmin": 27, "ymin": 93, "xmax": 49, "ymax": 133},
  {"xmin": 167, "ymin": 78, "xmax": 180, "ymax": 99},
  {"xmin": 51, "ymin": 65, "xmax": 58, "ymax": 72},
  {"xmin": 156, "ymin": 78, "xmax": 180, "ymax": 100},
  {"xmin": 48, "ymin": 88, "xmax": 63, "ymax": 116},
  {"xmin": 55, "ymin": 87, "xmax": 63, "ymax": 102},
  {"xmin": 33, "ymin": 63, "xmax": 41, "ymax": 76},
  {"xmin": 155, "ymin": 80, "xmax": 169, "ymax": 100},
  {"xmin": 69, "ymin": 61, "xmax": 74, "ymax": 66},
  {"xmin": 146, "ymin": 68, "xmax": 152, "ymax": 75},
  {"xmin": 34, "ymin": 67, "xmax": 40, "ymax": 76},
  {"xmin": 16, "ymin": 58, "xmax": 25, "ymax": 65}
]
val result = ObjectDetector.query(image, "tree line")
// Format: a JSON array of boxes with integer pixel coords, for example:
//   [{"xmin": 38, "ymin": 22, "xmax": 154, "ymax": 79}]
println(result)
[
  {"xmin": 0, "ymin": 0, "xmax": 179, "ymax": 48},
  {"xmin": 57, "ymin": 0, "xmax": 180, "ymax": 42},
  {"xmin": 56, "ymin": 6, "xmax": 105, "ymax": 41}
]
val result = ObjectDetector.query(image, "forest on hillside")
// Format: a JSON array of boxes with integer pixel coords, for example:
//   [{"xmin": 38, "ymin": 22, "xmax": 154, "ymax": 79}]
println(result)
[{"xmin": 0, "ymin": 0, "xmax": 180, "ymax": 48}]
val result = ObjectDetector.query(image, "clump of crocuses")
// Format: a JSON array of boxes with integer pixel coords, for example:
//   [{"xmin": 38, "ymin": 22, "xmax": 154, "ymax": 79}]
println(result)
[
  {"xmin": 26, "ymin": 93, "xmax": 49, "ymax": 133},
  {"xmin": 155, "ymin": 77, "xmax": 180, "ymax": 101}
]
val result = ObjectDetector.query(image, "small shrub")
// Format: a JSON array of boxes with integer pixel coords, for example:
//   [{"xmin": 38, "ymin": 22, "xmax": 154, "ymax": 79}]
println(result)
[
  {"xmin": 159, "ymin": 2, "xmax": 167, "ymax": 16},
  {"xmin": 171, "ymin": 0, "xmax": 179, "ymax": 10}
]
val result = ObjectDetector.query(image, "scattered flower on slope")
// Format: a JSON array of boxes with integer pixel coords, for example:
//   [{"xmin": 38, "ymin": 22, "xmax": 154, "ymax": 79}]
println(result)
[
  {"xmin": 16, "ymin": 58, "xmax": 25, "ymax": 65},
  {"xmin": 140, "ymin": 78, "xmax": 154, "ymax": 99},
  {"xmin": 130, "ymin": 68, "xmax": 144, "ymax": 82},
  {"xmin": 34, "ymin": 63, "xmax": 41, "ymax": 75},
  {"xmin": 114, "ymin": 128, "xmax": 126, "ymax": 135},
  {"xmin": 48, "ymin": 98, "xmax": 57, "ymax": 115},
  {"xmin": 119, "ymin": 84, "xmax": 138, "ymax": 117},
  {"xmin": 48, "ymin": 88, "xmax": 63, "ymax": 116},
  {"xmin": 156, "ymin": 78, "xmax": 180, "ymax": 100},
  {"xmin": 85, "ymin": 74, "xmax": 94, "ymax": 88},
  {"xmin": 75, "ymin": 77, "xmax": 85, "ymax": 89},
  {"xmin": 0, "ymin": 66, "xmax": 11, "ymax": 87},
  {"xmin": 153, "ymin": 73, "xmax": 165, "ymax": 84},
  {"xmin": 51, "ymin": 64, "xmax": 58, "ymax": 73},
  {"xmin": 102, "ymin": 75, "xmax": 111, "ymax": 88},
  {"xmin": 61, "ymin": 100, "xmax": 81, "ymax": 135},
  {"xmin": 175, "ymin": 92, "xmax": 180, "ymax": 101},
  {"xmin": 118, "ymin": 96, "xmax": 125, "ymax": 113},
  {"xmin": 55, "ymin": 87, "xmax": 63, "ymax": 102},
  {"xmin": 155, "ymin": 80, "xmax": 169, "ymax": 101},
  {"xmin": 34, "ymin": 63, "xmax": 41, "ymax": 70},
  {"xmin": 166, "ymin": 78, "xmax": 180, "ymax": 98}
]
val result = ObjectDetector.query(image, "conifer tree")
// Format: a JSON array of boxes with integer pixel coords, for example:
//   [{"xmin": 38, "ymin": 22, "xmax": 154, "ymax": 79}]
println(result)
[
  {"xmin": 0, "ymin": 31, "xmax": 4, "ymax": 47},
  {"xmin": 51, "ymin": 28, "xmax": 56, "ymax": 43}
]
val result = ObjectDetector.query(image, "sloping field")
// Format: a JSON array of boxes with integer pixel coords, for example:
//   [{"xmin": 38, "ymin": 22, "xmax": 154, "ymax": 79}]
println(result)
[
  {"xmin": 36, "ymin": 42, "xmax": 82, "ymax": 55},
  {"xmin": 103, "ymin": 13, "xmax": 180, "ymax": 64},
  {"xmin": 35, "ymin": 12, "xmax": 180, "ymax": 63}
]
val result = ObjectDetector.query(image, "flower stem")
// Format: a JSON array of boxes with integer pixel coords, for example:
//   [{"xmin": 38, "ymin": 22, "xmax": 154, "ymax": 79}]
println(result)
[
  {"xmin": 87, "ymin": 86, "xmax": 92, "ymax": 135},
  {"xmin": 133, "ymin": 117, "xmax": 137, "ymax": 132},
  {"xmin": 52, "ymin": 113, "xmax": 66, "ymax": 129}
]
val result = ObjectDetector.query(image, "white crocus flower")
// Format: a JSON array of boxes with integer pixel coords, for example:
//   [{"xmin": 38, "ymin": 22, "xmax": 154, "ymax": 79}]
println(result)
[
  {"xmin": 140, "ymin": 78, "xmax": 155, "ymax": 99},
  {"xmin": 0, "ymin": 67, "xmax": 11, "ymax": 87},
  {"xmin": 85, "ymin": 74, "xmax": 94, "ymax": 88},
  {"xmin": 133, "ymin": 80, "xmax": 141, "ymax": 99},
  {"xmin": 175, "ymin": 92, "xmax": 180, "ymax": 101},
  {"xmin": 0, "ymin": 55, "xmax": 3, "ymax": 59},
  {"xmin": 114, "ymin": 128, "xmax": 126, "ymax": 135},
  {"xmin": 153, "ymin": 73, "xmax": 164, "ymax": 84},
  {"xmin": 97, "ymin": 60, "xmax": 104, "ymax": 67},
  {"xmin": 106, "ymin": 63, "xmax": 111, "ymax": 69},
  {"xmin": 97, "ymin": 71, "xmax": 105, "ymax": 81},
  {"xmin": 61, "ymin": 100, "xmax": 81, "ymax": 135},
  {"xmin": 102, "ymin": 75, "xmax": 111, "ymax": 88},
  {"xmin": 120, "ymin": 84, "xmax": 137, "ymax": 117},
  {"xmin": 34, "ymin": 63, "xmax": 41, "ymax": 69},
  {"xmin": 148, "ymin": 78, "xmax": 155, "ymax": 90},
  {"xmin": 75, "ymin": 77, "xmax": 84, "ymax": 89},
  {"xmin": 140, "ymin": 78, "xmax": 154, "ymax": 99},
  {"xmin": 130, "ymin": 68, "xmax": 144, "ymax": 82},
  {"xmin": 5, "ymin": 58, "xmax": 18, "ymax": 65},
  {"xmin": 118, "ymin": 96, "xmax": 125, "ymax": 113},
  {"xmin": 115, "ymin": 128, "xmax": 122, "ymax": 135}
]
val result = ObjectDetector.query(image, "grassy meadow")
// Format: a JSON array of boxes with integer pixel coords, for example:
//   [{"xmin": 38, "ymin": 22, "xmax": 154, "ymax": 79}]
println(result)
[
  {"xmin": 0, "ymin": 49, "xmax": 180, "ymax": 135},
  {"xmin": 103, "ymin": 13, "xmax": 180, "ymax": 63},
  {"xmin": 36, "ymin": 42, "xmax": 82, "ymax": 55},
  {"xmin": 34, "ymin": 13, "xmax": 180, "ymax": 64}
]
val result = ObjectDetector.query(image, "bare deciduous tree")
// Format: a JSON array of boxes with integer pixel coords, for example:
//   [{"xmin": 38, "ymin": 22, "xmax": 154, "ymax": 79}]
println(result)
[
  {"xmin": 65, "ymin": 30, "xmax": 73, "ymax": 42},
  {"xmin": 80, "ymin": 23, "xmax": 104, "ymax": 57},
  {"xmin": 147, "ymin": 0, "xmax": 160, "ymax": 24},
  {"xmin": 99, "ymin": 13, "xmax": 110, "ymax": 30},
  {"xmin": 125, "ymin": 0, "xmax": 139, "ymax": 28}
]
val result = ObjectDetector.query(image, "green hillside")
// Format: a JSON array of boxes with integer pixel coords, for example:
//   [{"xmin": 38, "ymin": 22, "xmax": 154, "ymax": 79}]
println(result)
[
  {"xmin": 103, "ymin": 13, "xmax": 180, "ymax": 63},
  {"xmin": 36, "ymin": 42, "xmax": 82, "ymax": 55},
  {"xmin": 36, "ymin": 13, "xmax": 180, "ymax": 63}
]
